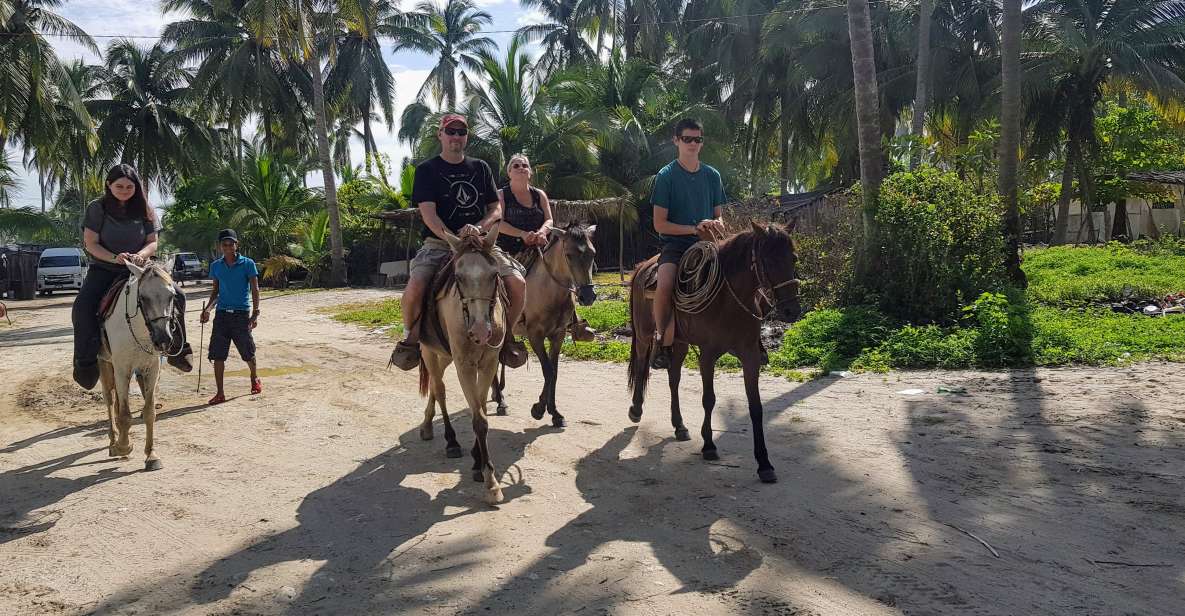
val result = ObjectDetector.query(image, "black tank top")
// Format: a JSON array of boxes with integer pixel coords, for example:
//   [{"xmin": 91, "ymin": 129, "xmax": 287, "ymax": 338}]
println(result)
[{"xmin": 497, "ymin": 185, "xmax": 545, "ymax": 255}]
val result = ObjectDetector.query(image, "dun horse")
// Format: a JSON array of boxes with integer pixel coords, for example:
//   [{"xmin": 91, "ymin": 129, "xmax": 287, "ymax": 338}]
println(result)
[
  {"xmin": 627, "ymin": 221, "xmax": 802, "ymax": 483},
  {"xmin": 416, "ymin": 229, "xmax": 508, "ymax": 504},
  {"xmin": 491, "ymin": 223, "xmax": 598, "ymax": 426},
  {"xmin": 99, "ymin": 262, "xmax": 185, "ymax": 471}
]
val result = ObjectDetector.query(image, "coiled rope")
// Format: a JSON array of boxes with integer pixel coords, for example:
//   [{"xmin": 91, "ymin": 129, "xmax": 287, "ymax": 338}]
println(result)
[{"xmin": 674, "ymin": 227, "xmax": 728, "ymax": 315}]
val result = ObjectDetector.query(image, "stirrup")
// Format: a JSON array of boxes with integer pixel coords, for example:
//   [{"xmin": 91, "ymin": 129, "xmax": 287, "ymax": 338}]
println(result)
[{"xmin": 389, "ymin": 340, "xmax": 421, "ymax": 371}]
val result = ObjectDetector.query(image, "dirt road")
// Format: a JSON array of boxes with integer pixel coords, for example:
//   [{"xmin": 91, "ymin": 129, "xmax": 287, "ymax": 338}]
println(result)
[{"xmin": 1, "ymin": 286, "xmax": 1182, "ymax": 615}]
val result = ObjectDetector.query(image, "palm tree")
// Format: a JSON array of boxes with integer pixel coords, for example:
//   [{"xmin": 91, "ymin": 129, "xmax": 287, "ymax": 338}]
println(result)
[
  {"xmin": 846, "ymin": 0, "xmax": 884, "ymax": 263},
  {"xmin": 909, "ymin": 0, "xmax": 933, "ymax": 169},
  {"xmin": 0, "ymin": 148, "xmax": 19, "ymax": 207},
  {"xmin": 1026, "ymin": 0, "xmax": 1185, "ymax": 244},
  {"xmin": 161, "ymin": 0, "xmax": 308, "ymax": 156},
  {"xmin": 0, "ymin": 0, "xmax": 96, "ymax": 143},
  {"xmin": 516, "ymin": 0, "xmax": 596, "ymax": 78},
  {"xmin": 88, "ymin": 40, "xmax": 213, "ymax": 191},
  {"xmin": 204, "ymin": 150, "xmax": 320, "ymax": 257},
  {"xmin": 394, "ymin": 0, "xmax": 495, "ymax": 109},
  {"xmin": 999, "ymin": 0, "xmax": 1024, "ymax": 286},
  {"xmin": 325, "ymin": 0, "xmax": 418, "ymax": 160}
]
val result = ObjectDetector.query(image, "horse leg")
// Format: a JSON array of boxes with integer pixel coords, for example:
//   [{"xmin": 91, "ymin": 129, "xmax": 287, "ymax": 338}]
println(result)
[
  {"xmin": 111, "ymin": 366, "xmax": 134, "ymax": 458},
  {"xmin": 492, "ymin": 364, "xmax": 508, "ymax": 416},
  {"xmin": 140, "ymin": 363, "xmax": 163, "ymax": 471},
  {"xmin": 426, "ymin": 353, "xmax": 461, "ymax": 458},
  {"xmin": 628, "ymin": 334, "xmax": 653, "ymax": 423},
  {"xmin": 742, "ymin": 354, "xmax": 776, "ymax": 483},
  {"xmin": 419, "ymin": 393, "xmax": 436, "ymax": 441},
  {"xmin": 528, "ymin": 335, "xmax": 550, "ymax": 421},
  {"xmin": 669, "ymin": 343, "xmax": 690, "ymax": 441},
  {"xmin": 459, "ymin": 363, "xmax": 502, "ymax": 504},
  {"xmin": 546, "ymin": 331, "xmax": 565, "ymax": 428},
  {"xmin": 698, "ymin": 348, "xmax": 723, "ymax": 460},
  {"xmin": 100, "ymin": 361, "xmax": 117, "ymax": 454}
]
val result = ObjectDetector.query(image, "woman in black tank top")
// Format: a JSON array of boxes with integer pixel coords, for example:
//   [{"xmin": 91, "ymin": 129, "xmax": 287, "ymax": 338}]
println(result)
[{"xmin": 496, "ymin": 154, "xmax": 553, "ymax": 256}]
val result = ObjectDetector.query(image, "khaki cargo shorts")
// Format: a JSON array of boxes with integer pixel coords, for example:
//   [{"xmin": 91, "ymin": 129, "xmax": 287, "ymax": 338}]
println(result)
[{"xmin": 410, "ymin": 236, "xmax": 525, "ymax": 280}]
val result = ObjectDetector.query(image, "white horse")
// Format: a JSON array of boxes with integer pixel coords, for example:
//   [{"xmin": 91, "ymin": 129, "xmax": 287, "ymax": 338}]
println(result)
[{"xmin": 98, "ymin": 262, "xmax": 184, "ymax": 471}]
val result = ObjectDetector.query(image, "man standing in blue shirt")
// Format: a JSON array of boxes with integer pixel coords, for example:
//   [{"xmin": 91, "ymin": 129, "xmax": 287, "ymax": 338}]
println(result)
[
  {"xmin": 650, "ymin": 118, "xmax": 728, "ymax": 369},
  {"xmin": 199, "ymin": 229, "xmax": 261, "ymax": 405}
]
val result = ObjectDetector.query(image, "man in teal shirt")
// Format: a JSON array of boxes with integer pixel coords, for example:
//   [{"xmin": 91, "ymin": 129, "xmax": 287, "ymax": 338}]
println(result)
[
  {"xmin": 650, "ymin": 118, "xmax": 727, "ymax": 369},
  {"xmin": 199, "ymin": 229, "xmax": 262, "ymax": 405}
]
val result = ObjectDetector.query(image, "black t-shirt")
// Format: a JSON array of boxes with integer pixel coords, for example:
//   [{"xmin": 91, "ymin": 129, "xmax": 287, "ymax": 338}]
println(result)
[{"xmin": 412, "ymin": 156, "xmax": 499, "ymax": 240}]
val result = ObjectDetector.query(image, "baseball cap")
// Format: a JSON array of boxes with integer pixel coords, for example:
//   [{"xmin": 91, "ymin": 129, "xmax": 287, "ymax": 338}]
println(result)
[
  {"xmin": 439, "ymin": 114, "xmax": 468, "ymax": 129},
  {"xmin": 217, "ymin": 229, "xmax": 239, "ymax": 243}
]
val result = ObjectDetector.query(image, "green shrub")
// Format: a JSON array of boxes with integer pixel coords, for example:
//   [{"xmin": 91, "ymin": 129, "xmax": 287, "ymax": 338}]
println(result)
[
  {"xmin": 964, "ymin": 291, "xmax": 1032, "ymax": 366},
  {"xmin": 1023, "ymin": 243, "xmax": 1185, "ymax": 306},
  {"xmin": 872, "ymin": 167, "xmax": 1006, "ymax": 322},
  {"xmin": 772, "ymin": 306, "xmax": 893, "ymax": 371},
  {"xmin": 576, "ymin": 299, "xmax": 630, "ymax": 332}
]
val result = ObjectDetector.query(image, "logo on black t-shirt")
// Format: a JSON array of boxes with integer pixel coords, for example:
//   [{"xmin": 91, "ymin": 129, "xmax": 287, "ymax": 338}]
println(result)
[{"xmin": 450, "ymin": 178, "xmax": 481, "ymax": 216}]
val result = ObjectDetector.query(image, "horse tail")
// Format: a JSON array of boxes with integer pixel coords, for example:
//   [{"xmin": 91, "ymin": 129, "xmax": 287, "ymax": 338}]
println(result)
[{"xmin": 418, "ymin": 358, "xmax": 429, "ymax": 397}]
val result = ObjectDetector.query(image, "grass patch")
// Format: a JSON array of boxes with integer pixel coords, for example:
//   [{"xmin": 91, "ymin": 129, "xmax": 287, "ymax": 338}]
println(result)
[
  {"xmin": 330, "ymin": 298, "xmax": 404, "ymax": 337},
  {"xmin": 577, "ymin": 299, "xmax": 629, "ymax": 332},
  {"xmin": 1024, "ymin": 243, "xmax": 1185, "ymax": 306}
]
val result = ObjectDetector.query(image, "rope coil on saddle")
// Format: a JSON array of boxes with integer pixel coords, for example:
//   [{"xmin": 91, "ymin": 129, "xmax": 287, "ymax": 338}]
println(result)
[{"xmin": 673, "ymin": 226, "xmax": 728, "ymax": 315}]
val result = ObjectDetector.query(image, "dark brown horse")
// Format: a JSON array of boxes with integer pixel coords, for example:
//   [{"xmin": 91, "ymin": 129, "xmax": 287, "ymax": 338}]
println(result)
[{"xmin": 627, "ymin": 221, "xmax": 802, "ymax": 483}]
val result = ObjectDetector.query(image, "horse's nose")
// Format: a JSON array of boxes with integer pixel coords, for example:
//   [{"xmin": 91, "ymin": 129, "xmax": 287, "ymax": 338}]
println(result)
[
  {"xmin": 577, "ymin": 285, "xmax": 596, "ymax": 306},
  {"xmin": 468, "ymin": 321, "xmax": 491, "ymax": 346}
]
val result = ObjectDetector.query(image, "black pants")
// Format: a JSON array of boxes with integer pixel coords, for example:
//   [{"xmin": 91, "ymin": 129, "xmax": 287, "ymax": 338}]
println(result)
[
  {"xmin": 208, "ymin": 311, "xmax": 256, "ymax": 362},
  {"xmin": 72, "ymin": 266, "xmax": 189, "ymax": 367}
]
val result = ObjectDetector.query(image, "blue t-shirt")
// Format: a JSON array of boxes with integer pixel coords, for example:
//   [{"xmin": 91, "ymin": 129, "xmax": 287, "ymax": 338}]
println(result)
[
  {"xmin": 651, "ymin": 161, "xmax": 727, "ymax": 240},
  {"xmin": 209, "ymin": 254, "xmax": 258, "ymax": 311}
]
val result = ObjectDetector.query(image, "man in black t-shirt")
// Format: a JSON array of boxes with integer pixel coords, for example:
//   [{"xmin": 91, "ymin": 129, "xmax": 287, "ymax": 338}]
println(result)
[{"xmin": 389, "ymin": 114, "xmax": 528, "ymax": 370}]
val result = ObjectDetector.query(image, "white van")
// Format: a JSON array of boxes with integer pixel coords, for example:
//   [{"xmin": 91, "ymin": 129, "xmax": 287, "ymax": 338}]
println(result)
[{"xmin": 37, "ymin": 247, "xmax": 88, "ymax": 295}]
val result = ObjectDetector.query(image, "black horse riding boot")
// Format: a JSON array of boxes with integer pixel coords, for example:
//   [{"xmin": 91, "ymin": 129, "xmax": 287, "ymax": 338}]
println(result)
[{"xmin": 166, "ymin": 284, "xmax": 194, "ymax": 372}]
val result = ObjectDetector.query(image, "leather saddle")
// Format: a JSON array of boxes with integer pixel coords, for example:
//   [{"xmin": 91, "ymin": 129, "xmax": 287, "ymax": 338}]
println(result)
[
  {"xmin": 419, "ymin": 259, "xmax": 456, "ymax": 355},
  {"xmin": 98, "ymin": 275, "xmax": 131, "ymax": 320}
]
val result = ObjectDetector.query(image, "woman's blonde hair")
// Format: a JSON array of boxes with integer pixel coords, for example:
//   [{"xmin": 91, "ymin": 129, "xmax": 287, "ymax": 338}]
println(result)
[{"xmin": 506, "ymin": 153, "xmax": 531, "ymax": 176}]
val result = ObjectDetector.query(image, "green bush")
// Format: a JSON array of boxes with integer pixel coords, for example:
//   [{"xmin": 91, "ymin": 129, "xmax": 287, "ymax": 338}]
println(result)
[
  {"xmin": 772, "ymin": 306, "xmax": 893, "ymax": 372},
  {"xmin": 964, "ymin": 291, "xmax": 1032, "ymax": 366},
  {"xmin": 1023, "ymin": 243, "xmax": 1185, "ymax": 306},
  {"xmin": 872, "ymin": 167, "xmax": 1006, "ymax": 323}
]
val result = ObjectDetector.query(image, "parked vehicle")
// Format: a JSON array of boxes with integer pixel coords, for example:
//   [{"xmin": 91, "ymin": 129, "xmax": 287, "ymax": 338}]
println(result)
[
  {"xmin": 172, "ymin": 252, "xmax": 205, "ymax": 284},
  {"xmin": 37, "ymin": 247, "xmax": 88, "ymax": 295}
]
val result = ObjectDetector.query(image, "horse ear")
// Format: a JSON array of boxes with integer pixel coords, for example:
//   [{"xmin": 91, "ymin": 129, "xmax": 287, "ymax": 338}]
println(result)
[
  {"xmin": 126, "ymin": 261, "xmax": 145, "ymax": 277},
  {"xmin": 786, "ymin": 218, "xmax": 798, "ymax": 233},
  {"xmin": 482, "ymin": 224, "xmax": 500, "ymax": 251},
  {"xmin": 442, "ymin": 230, "xmax": 463, "ymax": 252},
  {"xmin": 586, "ymin": 224, "xmax": 597, "ymax": 235},
  {"xmin": 750, "ymin": 220, "xmax": 766, "ymax": 236}
]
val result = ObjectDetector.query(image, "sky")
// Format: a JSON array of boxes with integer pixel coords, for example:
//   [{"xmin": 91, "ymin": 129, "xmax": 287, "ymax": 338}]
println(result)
[{"xmin": 5, "ymin": 0, "xmax": 547, "ymax": 210}]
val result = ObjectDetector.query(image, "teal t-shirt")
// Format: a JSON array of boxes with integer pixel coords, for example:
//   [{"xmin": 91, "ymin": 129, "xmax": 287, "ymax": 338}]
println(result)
[{"xmin": 651, "ymin": 161, "xmax": 727, "ymax": 239}]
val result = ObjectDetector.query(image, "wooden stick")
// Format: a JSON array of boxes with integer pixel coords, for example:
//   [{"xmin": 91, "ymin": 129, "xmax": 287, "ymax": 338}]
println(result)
[{"xmin": 945, "ymin": 523, "xmax": 1000, "ymax": 558}]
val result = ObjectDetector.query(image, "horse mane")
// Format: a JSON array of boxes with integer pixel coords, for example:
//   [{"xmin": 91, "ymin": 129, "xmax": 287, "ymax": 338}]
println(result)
[{"xmin": 715, "ymin": 230, "xmax": 758, "ymax": 275}]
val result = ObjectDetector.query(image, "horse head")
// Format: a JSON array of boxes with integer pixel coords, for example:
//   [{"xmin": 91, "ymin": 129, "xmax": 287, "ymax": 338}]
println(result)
[
  {"xmin": 443, "ymin": 228, "xmax": 502, "ymax": 347},
  {"xmin": 126, "ymin": 261, "xmax": 181, "ymax": 354},
  {"xmin": 750, "ymin": 220, "xmax": 802, "ymax": 323},
  {"xmin": 548, "ymin": 222, "xmax": 598, "ymax": 306}
]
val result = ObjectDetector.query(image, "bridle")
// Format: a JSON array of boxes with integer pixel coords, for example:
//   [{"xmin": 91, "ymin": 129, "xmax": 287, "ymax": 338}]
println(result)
[
  {"xmin": 533, "ymin": 231, "xmax": 595, "ymax": 302},
  {"xmin": 723, "ymin": 235, "xmax": 801, "ymax": 322},
  {"xmin": 452, "ymin": 250, "xmax": 504, "ymax": 348},
  {"xmin": 123, "ymin": 267, "xmax": 185, "ymax": 356}
]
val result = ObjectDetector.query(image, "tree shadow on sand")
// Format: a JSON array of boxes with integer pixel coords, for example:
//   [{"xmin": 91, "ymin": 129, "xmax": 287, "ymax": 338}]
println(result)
[{"xmin": 88, "ymin": 422, "xmax": 561, "ymax": 615}]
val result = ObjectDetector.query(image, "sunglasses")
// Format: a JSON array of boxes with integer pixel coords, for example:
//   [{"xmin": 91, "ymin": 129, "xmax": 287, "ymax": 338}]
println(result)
[
  {"xmin": 678, "ymin": 135, "xmax": 704, "ymax": 144},
  {"xmin": 511, "ymin": 163, "xmax": 530, "ymax": 169},
  {"xmin": 443, "ymin": 127, "xmax": 468, "ymax": 136}
]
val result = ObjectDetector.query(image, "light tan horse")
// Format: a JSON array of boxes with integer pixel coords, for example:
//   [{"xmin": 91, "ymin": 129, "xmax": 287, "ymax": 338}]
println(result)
[
  {"xmin": 99, "ymin": 262, "xmax": 184, "ymax": 471},
  {"xmin": 491, "ymin": 222, "xmax": 597, "ymax": 426},
  {"xmin": 417, "ymin": 228, "xmax": 507, "ymax": 504}
]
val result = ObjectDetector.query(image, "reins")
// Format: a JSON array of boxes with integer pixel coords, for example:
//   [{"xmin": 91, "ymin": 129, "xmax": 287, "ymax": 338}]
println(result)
[
  {"xmin": 673, "ymin": 228, "xmax": 800, "ymax": 322},
  {"xmin": 122, "ymin": 267, "xmax": 186, "ymax": 356}
]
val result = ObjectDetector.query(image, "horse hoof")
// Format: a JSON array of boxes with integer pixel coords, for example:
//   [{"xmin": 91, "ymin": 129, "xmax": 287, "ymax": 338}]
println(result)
[
  {"xmin": 420, "ymin": 428, "xmax": 434, "ymax": 441},
  {"xmin": 674, "ymin": 428, "xmax": 690, "ymax": 441},
  {"xmin": 551, "ymin": 415, "xmax": 566, "ymax": 428},
  {"xmin": 530, "ymin": 402, "xmax": 546, "ymax": 421},
  {"xmin": 485, "ymin": 487, "xmax": 504, "ymax": 505},
  {"xmin": 758, "ymin": 468, "xmax": 778, "ymax": 484},
  {"xmin": 109, "ymin": 446, "xmax": 133, "ymax": 458},
  {"xmin": 627, "ymin": 408, "xmax": 642, "ymax": 423},
  {"xmin": 145, "ymin": 458, "xmax": 163, "ymax": 471},
  {"xmin": 446, "ymin": 446, "xmax": 463, "ymax": 459},
  {"xmin": 702, "ymin": 449, "xmax": 719, "ymax": 461},
  {"xmin": 496, "ymin": 404, "xmax": 509, "ymax": 416},
  {"xmin": 472, "ymin": 470, "xmax": 484, "ymax": 483}
]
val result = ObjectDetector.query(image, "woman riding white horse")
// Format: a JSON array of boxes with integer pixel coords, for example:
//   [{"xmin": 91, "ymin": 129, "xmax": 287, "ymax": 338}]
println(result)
[{"xmin": 72, "ymin": 164, "xmax": 193, "ymax": 389}]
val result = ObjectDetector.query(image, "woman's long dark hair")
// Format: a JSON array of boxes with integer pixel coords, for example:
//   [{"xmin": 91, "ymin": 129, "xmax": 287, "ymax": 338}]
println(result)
[{"xmin": 102, "ymin": 164, "xmax": 154, "ymax": 223}]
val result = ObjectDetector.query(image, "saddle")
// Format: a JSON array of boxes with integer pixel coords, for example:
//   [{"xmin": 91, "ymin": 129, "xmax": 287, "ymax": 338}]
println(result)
[
  {"xmin": 98, "ymin": 275, "xmax": 131, "ymax": 320},
  {"xmin": 636, "ymin": 241, "xmax": 716, "ymax": 301}
]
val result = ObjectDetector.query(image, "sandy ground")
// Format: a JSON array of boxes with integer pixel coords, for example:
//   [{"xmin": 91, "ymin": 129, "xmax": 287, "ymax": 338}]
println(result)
[{"xmin": 1, "ymin": 284, "xmax": 1183, "ymax": 616}]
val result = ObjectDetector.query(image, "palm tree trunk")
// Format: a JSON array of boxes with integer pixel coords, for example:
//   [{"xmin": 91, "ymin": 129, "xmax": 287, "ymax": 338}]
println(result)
[
  {"xmin": 39, "ymin": 173, "xmax": 47, "ymax": 213},
  {"xmin": 780, "ymin": 100, "xmax": 792, "ymax": 194},
  {"xmin": 363, "ymin": 111, "xmax": 375, "ymax": 173},
  {"xmin": 306, "ymin": 40, "xmax": 347, "ymax": 286},
  {"xmin": 909, "ymin": 0, "xmax": 933, "ymax": 170},
  {"xmin": 999, "ymin": 0, "xmax": 1025, "ymax": 285},
  {"xmin": 1052, "ymin": 138, "xmax": 1078, "ymax": 245},
  {"xmin": 847, "ymin": 0, "xmax": 884, "ymax": 281}
]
